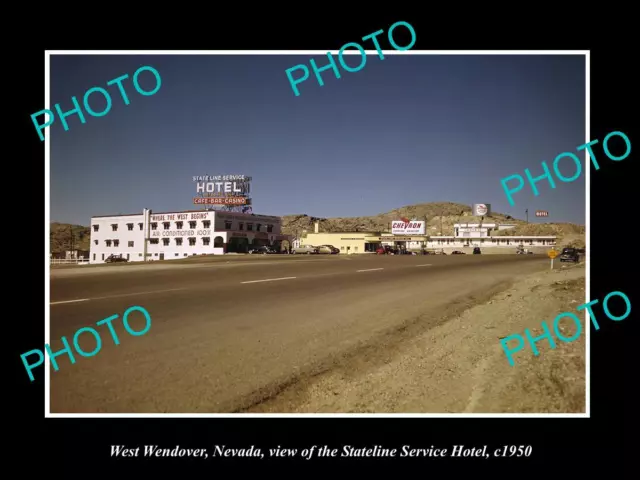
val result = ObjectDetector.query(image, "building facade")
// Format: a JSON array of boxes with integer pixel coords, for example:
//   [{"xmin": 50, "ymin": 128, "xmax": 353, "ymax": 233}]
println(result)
[{"xmin": 89, "ymin": 208, "xmax": 289, "ymax": 263}]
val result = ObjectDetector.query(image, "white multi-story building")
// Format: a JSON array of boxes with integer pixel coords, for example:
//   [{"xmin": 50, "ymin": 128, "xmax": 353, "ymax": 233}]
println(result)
[
  {"xmin": 377, "ymin": 222, "xmax": 555, "ymax": 251},
  {"xmin": 89, "ymin": 208, "xmax": 289, "ymax": 263},
  {"xmin": 427, "ymin": 222, "xmax": 555, "ymax": 249}
]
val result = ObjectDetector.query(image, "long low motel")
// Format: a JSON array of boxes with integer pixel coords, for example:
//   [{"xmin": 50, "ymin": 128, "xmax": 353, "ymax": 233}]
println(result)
[
  {"xmin": 89, "ymin": 208, "xmax": 291, "ymax": 263},
  {"xmin": 299, "ymin": 222, "xmax": 556, "ymax": 254}
]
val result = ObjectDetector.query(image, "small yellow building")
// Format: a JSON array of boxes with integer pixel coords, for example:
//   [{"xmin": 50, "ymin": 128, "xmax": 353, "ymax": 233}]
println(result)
[
  {"xmin": 300, "ymin": 223, "xmax": 428, "ymax": 254},
  {"xmin": 301, "ymin": 231, "xmax": 383, "ymax": 254}
]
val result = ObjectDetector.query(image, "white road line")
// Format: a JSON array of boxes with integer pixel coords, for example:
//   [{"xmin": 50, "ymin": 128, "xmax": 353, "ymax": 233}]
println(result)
[
  {"xmin": 50, "ymin": 298, "xmax": 90, "ymax": 305},
  {"xmin": 241, "ymin": 277, "xmax": 297, "ymax": 284},
  {"xmin": 356, "ymin": 268, "xmax": 384, "ymax": 272},
  {"xmin": 91, "ymin": 288, "xmax": 187, "ymax": 300},
  {"xmin": 416, "ymin": 264, "xmax": 433, "ymax": 267},
  {"xmin": 50, "ymin": 288, "xmax": 187, "ymax": 305}
]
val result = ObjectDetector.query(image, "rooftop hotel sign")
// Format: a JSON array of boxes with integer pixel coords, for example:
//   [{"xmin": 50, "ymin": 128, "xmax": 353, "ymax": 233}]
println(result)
[{"xmin": 192, "ymin": 174, "xmax": 252, "ymax": 210}]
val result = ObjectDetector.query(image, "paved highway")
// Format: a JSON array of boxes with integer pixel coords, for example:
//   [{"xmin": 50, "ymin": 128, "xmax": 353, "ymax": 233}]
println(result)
[{"xmin": 48, "ymin": 254, "xmax": 548, "ymax": 413}]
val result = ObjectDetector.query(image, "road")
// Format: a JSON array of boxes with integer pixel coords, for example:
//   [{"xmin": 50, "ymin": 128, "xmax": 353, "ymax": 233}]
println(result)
[{"xmin": 48, "ymin": 254, "xmax": 548, "ymax": 413}]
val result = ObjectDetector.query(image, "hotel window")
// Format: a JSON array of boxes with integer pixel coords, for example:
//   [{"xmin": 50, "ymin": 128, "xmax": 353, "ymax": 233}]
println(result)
[
  {"xmin": 150, "ymin": 238, "xmax": 159, "ymax": 245},
  {"xmin": 102, "ymin": 254, "xmax": 105, "ymax": 260},
  {"xmin": 203, "ymin": 220, "xmax": 211, "ymax": 228},
  {"xmin": 175, "ymin": 253, "xmax": 179, "ymax": 257},
  {"xmin": 138, "ymin": 223, "xmax": 143, "ymax": 230},
  {"xmin": 225, "ymin": 221, "xmax": 232, "ymax": 230},
  {"xmin": 188, "ymin": 237, "xmax": 196, "ymax": 246},
  {"xmin": 203, "ymin": 237, "xmax": 210, "ymax": 245},
  {"xmin": 128, "ymin": 241, "xmax": 134, "ymax": 247},
  {"xmin": 176, "ymin": 221, "xmax": 183, "ymax": 230},
  {"xmin": 94, "ymin": 240, "xmax": 98, "ymax": 245},
  {"xmin": 163, "ymin": 238, "xmax": 170, "ymax": 246},
  {"xmin": 238, "ymin": 223, "xmax": 244, "ymax": 230},
  {"xmin": 93, "ymin": 225, "xmax": 99, "ymax": 232},
  {"xmin": 175, "ymin": 238, "xmax": 183, "ymax": 246},
  {"xmin": 267, "ymin": 225, "xmax": 273, "ymax": 232},
  {"xmin": 114, "ymin": 240, "xmax": 120, "ymax": 247},
  {"xmin": 111, "ymin": 224, "xmax": 118, "ymax": 231},
  {"xmin": 256, "ymin": 224, "xmax": 262, "ymax": 232},
  {"xmin": 105, "ymin": 240, "xmax": 112, "ymax": 247},
  {"xmin": 247, "ymin": 223, "xmax": 253, "ymax": 231},
  {"xmin": 163, "ymin": 222, "xmax": 170, "ymax": 230},
  {"xmin": 151, "ymin": 222, "xmax": 158, "ymax": 230},
  {"xmin": 189, "ymin": 221, "xmax": 197, "ymax": 229},
  {"xmin": 127, "ymin": 223, "xmax": 133, "ymax": 231}
]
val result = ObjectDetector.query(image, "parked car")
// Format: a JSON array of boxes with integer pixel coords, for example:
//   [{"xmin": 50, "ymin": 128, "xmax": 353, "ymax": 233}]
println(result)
[
  {"xmin": 376, "ymin": 245, "xmax": 395, "ymax": 255},
  {"xmin": 249, "ymin": 246, "xmax": 278, "ymax": 254},
  {"xmin": 473, "ymin": 247, "xmax": 481, "ymax": 254},
  {"xmin": 560, "ymin": 247, "xmax": 580, "ymax": 262},
  {"xmin": 292, "ymin": 245, "xmax": 319, "ymax": 254},
  {"xmin": 317, "ymin": 245, "xmax": 339, "ymax": 254},
  {"xmin": 451, "ymin": 250, "xmax": 465, "ymax": 255},
  {"xmin": 105, "ymin": 254, "xmax": 128, "ymax": 263}
]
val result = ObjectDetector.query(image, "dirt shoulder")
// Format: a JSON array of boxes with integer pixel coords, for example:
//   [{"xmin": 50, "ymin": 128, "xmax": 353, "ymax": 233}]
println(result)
[{"xmin": 246, "ymin": 263, "xmax": 586, "ymax": 414}]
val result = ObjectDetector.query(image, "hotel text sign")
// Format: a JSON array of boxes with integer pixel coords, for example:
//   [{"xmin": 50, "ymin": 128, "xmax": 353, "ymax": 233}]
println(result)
[{"xmin": 192, "ymin": 174, "xmax": 251, "ymax": 206}]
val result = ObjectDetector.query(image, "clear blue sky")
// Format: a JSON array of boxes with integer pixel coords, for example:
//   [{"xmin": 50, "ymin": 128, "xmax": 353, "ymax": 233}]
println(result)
[{"xmin": 50, "ymin": 54, "xmax": 586, "ymax": 225}]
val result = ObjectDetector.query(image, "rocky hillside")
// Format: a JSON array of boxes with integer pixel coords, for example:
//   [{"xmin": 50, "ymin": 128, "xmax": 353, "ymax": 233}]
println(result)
[
  {"xmin": 49, "ymin": 202, "xmax": 585, "ymax": 252},
  {"xmin": 282, "ymin": 202, "xmax": 518, "ymax": 236},
  {"xmin": 50, "ymin": 222, "xmax": 91, "ymax": 254},
  {"xmin": 282, "ymin": 202, "xmax": 584, "ymax": 246}
]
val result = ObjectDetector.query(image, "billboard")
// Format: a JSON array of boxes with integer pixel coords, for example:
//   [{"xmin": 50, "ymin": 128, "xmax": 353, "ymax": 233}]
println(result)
[
  {"xmin": 472, "ymin": 203, "xmax": 492, "ymax": 216},
  {"xmin": 391, "ymin": 219, "xmax": 425, "ymax": 235},
  {"xmin": 192, "ymin": 175, "xmax": 252, "ymax": 212}
]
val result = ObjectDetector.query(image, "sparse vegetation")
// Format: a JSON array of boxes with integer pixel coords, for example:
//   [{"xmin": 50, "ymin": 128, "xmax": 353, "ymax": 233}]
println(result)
[
  {"xmin": 50, "ymin": 223, "xmax": 90, "ymax": 254},
  {"xmin": 281, "ymin": 202, "xmax": 584, "ymax": 245}
]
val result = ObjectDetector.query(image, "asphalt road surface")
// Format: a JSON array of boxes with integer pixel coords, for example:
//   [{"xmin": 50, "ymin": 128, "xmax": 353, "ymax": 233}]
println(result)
[{"xmin": 48, "ymin": 254, "xmax": 548, "ymax": 413}]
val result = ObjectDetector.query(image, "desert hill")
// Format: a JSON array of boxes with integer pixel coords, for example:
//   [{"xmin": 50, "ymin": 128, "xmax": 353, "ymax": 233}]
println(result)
[
  {"xmin": 50, "ymin": 222, "xmax": 91, "ymax": 254},
  {"xmin": 281, "ymin": 202, "xmax": 584, "ymax": 246},
  {"xmin": 48, "ymin": 202, "xmax": 585, "ymax": 253}
]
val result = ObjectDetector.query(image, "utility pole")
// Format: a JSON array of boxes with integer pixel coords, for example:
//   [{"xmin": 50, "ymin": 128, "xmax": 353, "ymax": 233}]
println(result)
[
  {"xmin": 69, "ymin": 225, "xmax": 74, "ymax": 258},
  {"xmin": 525, "ymin": 209, "xmax": 529, "ymax": 223},
  {"xmin": 421, "ymin": 215, "xmax": 429, "ymax": 250},
  {"xmin": 439, "ymin": 210, "xmax": 443, "ymax": 236}
]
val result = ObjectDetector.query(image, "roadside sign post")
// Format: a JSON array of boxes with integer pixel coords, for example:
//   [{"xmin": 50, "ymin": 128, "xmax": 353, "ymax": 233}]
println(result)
[{"xmin": 547, "ymin": 249, "xmax": 558, "ymax": 269}]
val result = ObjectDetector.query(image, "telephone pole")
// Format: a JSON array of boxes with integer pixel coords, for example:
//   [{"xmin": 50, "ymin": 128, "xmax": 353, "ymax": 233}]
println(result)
[
  {"xmin": 525, "ymin": 209, "xmax": 529, "ymax": 223},
  {"xmin": 69, "ymin": 225, "xmax": 74, "ymax": 258}
]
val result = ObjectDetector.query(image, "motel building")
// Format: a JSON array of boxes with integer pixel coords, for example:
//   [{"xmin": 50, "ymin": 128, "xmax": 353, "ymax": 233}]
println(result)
[
  {"xmin": 426, "ymin": 223, "xmax": 556, "ymax": 251},
  {"xmin": 89, "ymin": 208, "xmax": 291, "ymax": 264},
  {"xmin": 299, "ymin": 222, "xmax": 556, "ymax": 254}
]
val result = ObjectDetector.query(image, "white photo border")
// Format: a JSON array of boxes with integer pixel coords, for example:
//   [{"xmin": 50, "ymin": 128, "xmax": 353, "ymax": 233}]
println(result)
[{"xmin": 45, "ymin": 50, "xmax": 590, "ymax": 418}]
